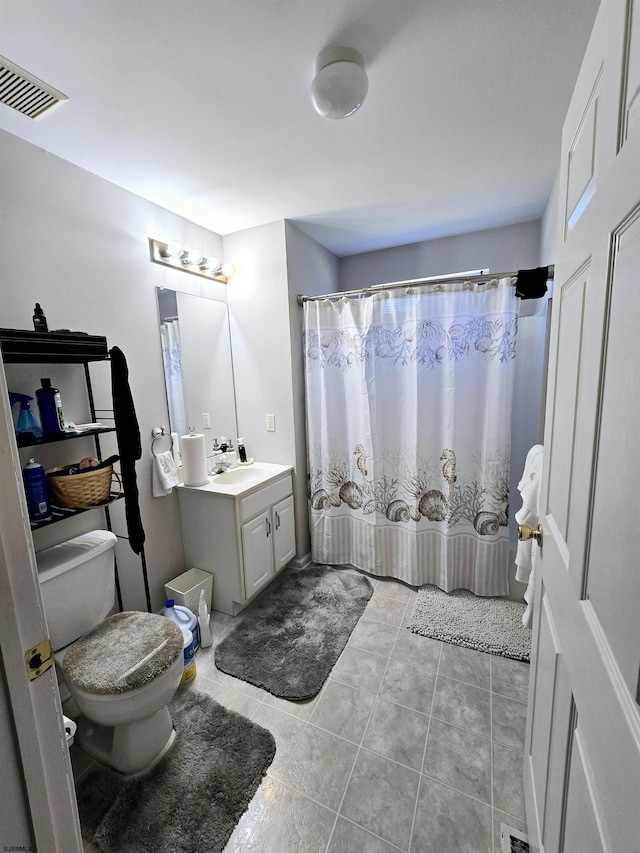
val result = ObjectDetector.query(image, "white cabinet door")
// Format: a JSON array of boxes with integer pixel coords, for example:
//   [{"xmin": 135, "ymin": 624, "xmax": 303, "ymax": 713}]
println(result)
[
  {"xmin": 241, "ymin": 513, "xmax": 274, "ymax": 598},
  {"xmin": 272, "ymin": 495, "xmax": 295, "ymax": 572}
]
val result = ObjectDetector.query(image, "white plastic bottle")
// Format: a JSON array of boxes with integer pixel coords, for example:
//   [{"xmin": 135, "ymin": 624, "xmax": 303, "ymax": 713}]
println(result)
[
  {"xmin": 180, "ymin": 627, "xmax": 197, "ymax": 683},
  {"xmin": 198, "ymin": 589, "xmax": 213, "ymax": 648},
  {"xmin": 163, "ymin": 599, "xmax": 200, "ymax": 651}
]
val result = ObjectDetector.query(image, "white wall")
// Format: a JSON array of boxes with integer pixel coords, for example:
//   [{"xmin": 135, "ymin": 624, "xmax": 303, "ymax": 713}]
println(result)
[
  {"xmin": 339, "ymin": 220, "xmax": 542, "ymax": 290},
  {"xmin": 224, "ymin": 221, "xmax": 293, "ymax": 465},
  {"xmin": 540, "ymin": 173, "xmax": 561, "ymax": 265},
  {"xmin": 223, "ymin": 220, "xmax": 339, "ymax": 563},
  {"xmin": 0, "ymin": 129, "xmax": 225, "ymax": 612},
  {"xmin": 284, "ymin": 221, "xmax": 339, "ymax": 560}
]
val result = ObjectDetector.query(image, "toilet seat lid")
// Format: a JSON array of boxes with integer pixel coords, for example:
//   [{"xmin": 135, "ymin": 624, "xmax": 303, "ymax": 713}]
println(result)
[{"xmin": 62, "ymin": 612, "xmax": 184, "ymax": 695}]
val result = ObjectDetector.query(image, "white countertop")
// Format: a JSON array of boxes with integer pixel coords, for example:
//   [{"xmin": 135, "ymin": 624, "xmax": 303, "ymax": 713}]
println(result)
[{"xmin": 177, "ymin": 461, "xmax": 293, "ymax": 498}]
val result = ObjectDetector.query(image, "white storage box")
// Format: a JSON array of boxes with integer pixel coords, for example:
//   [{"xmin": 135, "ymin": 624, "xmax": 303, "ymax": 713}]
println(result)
[{"xmin": 164, "ymin": 567, "xmax": 213, "ymax": 615}]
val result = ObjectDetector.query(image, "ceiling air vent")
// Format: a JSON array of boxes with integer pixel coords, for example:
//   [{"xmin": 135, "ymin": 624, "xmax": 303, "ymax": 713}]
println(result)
[{"xmin": 0, "ymin": 56, "xmax": 67, "ymax": 119}]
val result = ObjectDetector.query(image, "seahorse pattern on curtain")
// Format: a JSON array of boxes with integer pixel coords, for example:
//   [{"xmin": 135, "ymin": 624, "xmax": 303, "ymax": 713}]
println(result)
[{"xmin": 303, "ymin": 280, "xmax": 518, "ymax": 596}]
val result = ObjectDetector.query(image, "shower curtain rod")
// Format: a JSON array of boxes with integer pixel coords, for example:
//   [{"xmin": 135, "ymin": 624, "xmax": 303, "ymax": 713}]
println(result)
[{"xmin": 296, "ymin": 264, "xmax": 555, "ymax": 305}]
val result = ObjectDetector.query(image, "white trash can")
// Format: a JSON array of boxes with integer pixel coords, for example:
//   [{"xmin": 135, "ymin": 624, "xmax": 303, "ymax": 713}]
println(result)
[{"xmin": 164, "ymin": 567, "xmax": 213, "ymax": 615}]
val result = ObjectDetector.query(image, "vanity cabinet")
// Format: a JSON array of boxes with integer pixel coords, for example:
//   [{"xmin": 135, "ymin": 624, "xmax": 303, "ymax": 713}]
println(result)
[
  {"xmin": 242, "ymin": 495, "xmax": 295, "ymax": 598},
  {"xmin": 177, "ymin": 463, "xmax": 295, "ymax": 615}
]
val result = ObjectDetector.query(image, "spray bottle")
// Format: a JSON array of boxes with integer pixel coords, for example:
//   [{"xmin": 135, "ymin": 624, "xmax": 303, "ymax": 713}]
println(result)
[
  {"xmin": 9, "ymin": 393, "xmax": 43, "ymax": 439},
  {"xmin": 198, "ymin": 589, "xmax": 213, "ymax": 648}
]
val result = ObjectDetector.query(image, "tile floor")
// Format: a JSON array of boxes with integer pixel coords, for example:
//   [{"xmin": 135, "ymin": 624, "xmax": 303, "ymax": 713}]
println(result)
[{"xmin": 79, "ymin": 574, "xmax": 529, "ymax": 853}]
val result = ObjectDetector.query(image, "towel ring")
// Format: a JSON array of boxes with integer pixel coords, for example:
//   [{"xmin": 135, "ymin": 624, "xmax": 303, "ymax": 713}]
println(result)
[{"xmin": 151, "ymin": 426, "xmax": 173, "ymax": 456}]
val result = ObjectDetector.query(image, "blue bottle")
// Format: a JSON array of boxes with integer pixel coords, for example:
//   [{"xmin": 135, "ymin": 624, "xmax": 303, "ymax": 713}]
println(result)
[
  {"xmin": 36, "ymin": 378, "xmax": 65, "ymax": 435},
  {"xmin": 9, "ymin": 393, "xmax": 43, "ymax": 439},
  {"xmin": 22, "ymin": 459, "xmax": 52, "ymax": 522}
]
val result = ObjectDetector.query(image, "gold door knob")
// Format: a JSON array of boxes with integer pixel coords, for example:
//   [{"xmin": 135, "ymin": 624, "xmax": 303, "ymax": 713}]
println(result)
[{"xmin": 518, "ymin": 524, "xmax": 542, "ymax": 546}]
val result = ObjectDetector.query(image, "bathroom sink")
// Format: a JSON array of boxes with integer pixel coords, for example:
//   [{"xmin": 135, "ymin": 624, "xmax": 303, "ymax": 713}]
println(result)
[
  {"xmin": 212, "ymin": 466, "xmax": 263, "ymax": 485},
  {"xmin": 179, "ymin": 461, "xmax": 292, "ymax": 497}
]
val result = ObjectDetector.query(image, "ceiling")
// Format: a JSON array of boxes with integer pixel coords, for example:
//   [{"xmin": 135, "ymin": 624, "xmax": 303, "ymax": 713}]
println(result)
[{"xmin": 0, "ymin": 1, "xmax": 599, "ymax": 257}]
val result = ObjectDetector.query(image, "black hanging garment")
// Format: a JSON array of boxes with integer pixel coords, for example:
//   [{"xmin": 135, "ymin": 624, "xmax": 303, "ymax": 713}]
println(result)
[
  {"xmin": 110, "ymin": 346, "xmax": 146, "ymax": 554},
  {"xmin": 515, "ymin": 266, "xmax": 549, "ymax": 300}
]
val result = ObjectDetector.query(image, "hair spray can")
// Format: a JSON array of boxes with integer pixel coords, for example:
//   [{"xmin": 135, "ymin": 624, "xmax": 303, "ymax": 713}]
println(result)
[{"xmin": 22, "ymin": 459, "xmax": 52, "ymax": 523}]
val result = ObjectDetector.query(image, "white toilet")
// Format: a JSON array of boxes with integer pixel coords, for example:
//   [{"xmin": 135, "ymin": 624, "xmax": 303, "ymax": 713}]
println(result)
[{"xmin": 36, "ymin": 529, "xmax": 185, "ymax": 775}]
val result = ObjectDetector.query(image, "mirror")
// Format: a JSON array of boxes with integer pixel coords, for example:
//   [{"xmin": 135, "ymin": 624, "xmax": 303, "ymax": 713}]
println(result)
[{"xmin": 156, "ymin": 288, "xmax": 238, "ymax": 453}]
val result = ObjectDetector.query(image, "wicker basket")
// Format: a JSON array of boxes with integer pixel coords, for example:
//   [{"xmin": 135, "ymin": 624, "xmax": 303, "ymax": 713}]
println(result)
[{"xmin": 46, "ymin": 463, "xmax": 121, "ymax": 509}]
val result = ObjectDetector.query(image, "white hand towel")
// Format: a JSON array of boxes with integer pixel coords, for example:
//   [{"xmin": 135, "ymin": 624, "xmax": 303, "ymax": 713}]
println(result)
[
  {"xmin": 522, "ymin": 566, "xmax": 536, "ymax": 629},
  {"xmin": 514, "ymin": 444, "xmax": 544, "ymax": 627},
  {"xmin": 152, "ymin": 449, "xmax": 180, "ymax": 497}
]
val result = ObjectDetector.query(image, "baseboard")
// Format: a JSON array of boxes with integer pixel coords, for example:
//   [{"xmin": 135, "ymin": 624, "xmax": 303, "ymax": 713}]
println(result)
[{"xmin": 288, "ymin": 552, "xmax": 312, "ymax": 570}]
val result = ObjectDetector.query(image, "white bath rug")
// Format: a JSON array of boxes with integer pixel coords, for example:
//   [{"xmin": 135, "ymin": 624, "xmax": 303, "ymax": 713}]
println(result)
[{"xmin": 408, "ymin": 584, "xmax": 531, "ymax": 661}]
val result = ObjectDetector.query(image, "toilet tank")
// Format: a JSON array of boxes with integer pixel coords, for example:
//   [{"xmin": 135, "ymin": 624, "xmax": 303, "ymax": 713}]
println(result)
[{"xmin": 36, "ymin": 530, "xmax": 118, "ymax": 651}]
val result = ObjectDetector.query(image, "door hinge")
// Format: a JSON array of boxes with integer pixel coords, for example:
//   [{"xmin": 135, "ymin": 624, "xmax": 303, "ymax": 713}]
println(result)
[{"xmin": 25, "ymin": 638, "xmax": 54, "ymax": 681}]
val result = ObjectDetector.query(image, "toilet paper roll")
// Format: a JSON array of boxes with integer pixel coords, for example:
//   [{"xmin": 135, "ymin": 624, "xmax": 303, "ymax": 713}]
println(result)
[{"xmin": 180, "ymin": 433, "xmax": 208, "ymax": 486}]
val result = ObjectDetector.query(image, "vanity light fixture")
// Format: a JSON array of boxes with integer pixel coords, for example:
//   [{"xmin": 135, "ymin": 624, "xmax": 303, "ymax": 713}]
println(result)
[{"xmin": 149, "ymin": 238, "xmax": 234, "ymax": 282}]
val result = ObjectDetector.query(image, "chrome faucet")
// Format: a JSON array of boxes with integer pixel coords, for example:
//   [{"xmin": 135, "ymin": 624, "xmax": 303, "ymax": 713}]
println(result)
[
  {"xmin": 210, "ymin": 439, "xmax": 231, "ymax": 474},
  {"xmin": 210, "ymin": 451, "xmax": 231, "ymax": 475}
]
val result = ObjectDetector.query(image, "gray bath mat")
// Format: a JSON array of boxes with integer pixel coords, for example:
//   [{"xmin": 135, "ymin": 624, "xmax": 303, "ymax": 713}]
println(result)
[
  {"xmin": 408, "ymin": 584, "xmax": 531, "ymax": 661},
  {"xmin": 76, "ymin": 687, "xmax": 275, "ymax": 853},
  {"xmin": 215, "ymin": 565, "xmax": 373, "ymax": 699}
]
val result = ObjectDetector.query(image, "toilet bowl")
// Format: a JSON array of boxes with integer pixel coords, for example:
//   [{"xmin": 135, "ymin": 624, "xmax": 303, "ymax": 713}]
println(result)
[
  {"xmin": 62, "ymin": 611, "xmax": 184, "ymax": 774},
  {"xmin": 36, "ymin": 531, "xmax": 185, "ymax": 775}
]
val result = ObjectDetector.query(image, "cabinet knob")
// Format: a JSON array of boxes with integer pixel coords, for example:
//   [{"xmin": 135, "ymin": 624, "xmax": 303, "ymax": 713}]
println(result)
[
  {"xmin": 266, "ymin": 518, "xmax": 271, "ymax": 537},
  {"xmin": 275, "ymin": 512, "xmax": 280, "ymax": 530}
]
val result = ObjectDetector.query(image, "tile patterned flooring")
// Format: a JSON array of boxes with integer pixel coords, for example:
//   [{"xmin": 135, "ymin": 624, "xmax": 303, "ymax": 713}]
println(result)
[{"xmin": 81, "ymin": 575, "xmax": 529, "ymax": 853}]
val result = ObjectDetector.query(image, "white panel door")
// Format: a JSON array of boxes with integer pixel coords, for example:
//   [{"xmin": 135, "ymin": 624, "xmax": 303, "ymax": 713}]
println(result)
[
  {"xmin": 0, "ymin": 361, "xmax": 83, "ymax": 851},
  {"xmin": 524, "ymin": 2, "xmax": 640, "ymax": 851}
]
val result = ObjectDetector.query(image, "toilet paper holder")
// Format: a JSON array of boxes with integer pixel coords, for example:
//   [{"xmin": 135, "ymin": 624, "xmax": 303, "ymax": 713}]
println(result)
[{"xmin": 63, "ymin": 715, "xmax": 77, "ymax": 747}]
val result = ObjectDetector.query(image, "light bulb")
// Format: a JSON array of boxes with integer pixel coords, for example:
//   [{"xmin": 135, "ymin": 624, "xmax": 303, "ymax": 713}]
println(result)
[
  {"xmin": 203, "ymin": 256, "xmax": 221, "ymax": 273},
  {"xmin": 221, "ymin": 262, "xmax": 235, "ymax": 278},
  {"xmin": 183, "ymin": 249, "xmax": 202, "ymax": 266},
  {"xmin": 164, "ymin": 241, "xmax": 183, "ymax": 258}
]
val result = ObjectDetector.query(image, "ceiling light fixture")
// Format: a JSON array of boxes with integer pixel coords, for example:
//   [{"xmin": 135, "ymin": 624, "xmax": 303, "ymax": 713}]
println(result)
[
  {"xmin": 311, "ymin": 45, "xmax": 368, "ymax": 120},
  {"xmin": 149, "ymin": 238, "xmax": 234, "ymax": 282}
]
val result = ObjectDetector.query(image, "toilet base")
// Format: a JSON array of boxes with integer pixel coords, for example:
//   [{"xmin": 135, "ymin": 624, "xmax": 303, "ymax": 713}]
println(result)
[{"xmin": 76, "ymin": 706, "xmax": 176, "ymax": 775}]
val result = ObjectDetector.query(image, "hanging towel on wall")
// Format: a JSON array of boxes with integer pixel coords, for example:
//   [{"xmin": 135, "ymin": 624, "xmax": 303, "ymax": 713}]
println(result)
[
  {"xmin": 515, "ymin": 444, "xmax": 544, "ymax": 628},
  {"xmin": 110, "ymin": 346, "xmax": 145, "ymax": 554},
  {"xmin": 152, "ymin": 450, "xmax": 180, "ymax": 497},
  {"xmin": 515, "ymin": 266, "xmax": 549, "ymax": 300}
]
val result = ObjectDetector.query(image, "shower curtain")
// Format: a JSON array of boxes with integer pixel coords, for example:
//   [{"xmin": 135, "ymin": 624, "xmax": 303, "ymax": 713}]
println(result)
[
  {"xmin": 303, "ymin": 279, "xmax": 518, "ymax": 596},
  {"xmin": 160, "ymin": 320, "xmax": 188, "ymax": 440}
]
